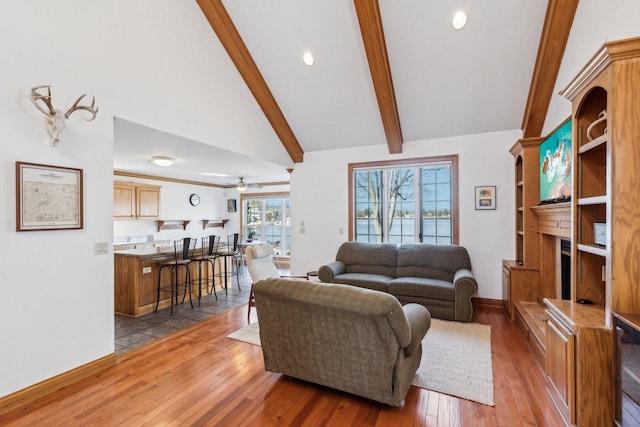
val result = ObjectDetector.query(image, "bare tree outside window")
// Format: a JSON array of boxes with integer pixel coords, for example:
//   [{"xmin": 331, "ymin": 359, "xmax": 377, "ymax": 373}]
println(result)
[{"xmin": 351, "ymin": 156, "xmax": 458, "ymax": 244}]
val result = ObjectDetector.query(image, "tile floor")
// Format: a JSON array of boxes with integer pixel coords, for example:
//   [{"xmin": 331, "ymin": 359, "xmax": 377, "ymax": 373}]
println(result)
[{"xmin": 115, "ymin": 269, "xmax": 257, "ymax": 355}]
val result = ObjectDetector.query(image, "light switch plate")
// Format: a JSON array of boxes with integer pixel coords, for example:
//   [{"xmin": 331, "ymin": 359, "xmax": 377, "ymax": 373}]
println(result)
[{"xmin": 95, "ymin": 242, "xmax": 109, "ymax": 254}]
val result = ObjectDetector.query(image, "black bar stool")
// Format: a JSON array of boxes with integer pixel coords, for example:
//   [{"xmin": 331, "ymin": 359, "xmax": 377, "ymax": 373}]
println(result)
[
  {"xmin": 190, "ymin": 235, "xmax": 221, "ymax": 301},
  {"xmin": 155, "ymin": 237, "xmax": 196, "ymax": 315},
  {"xmin": 214, "ymin": 233, "xmax": 241, "ymax": 294}
]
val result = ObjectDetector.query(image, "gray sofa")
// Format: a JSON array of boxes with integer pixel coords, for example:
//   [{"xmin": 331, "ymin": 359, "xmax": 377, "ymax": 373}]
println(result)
[
  {"xmin": 254, "ymin": 277, "xmax": 431, "ymax": 406},
  {"xmin": 318, "ymin": 242, "xmax": 477, "ymax": 322}
]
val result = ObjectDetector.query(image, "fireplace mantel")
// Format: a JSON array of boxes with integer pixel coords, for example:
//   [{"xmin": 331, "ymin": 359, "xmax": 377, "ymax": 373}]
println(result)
[{"xmin": 530, "ymin": 202, "xmax": 571, "ymax": 238}]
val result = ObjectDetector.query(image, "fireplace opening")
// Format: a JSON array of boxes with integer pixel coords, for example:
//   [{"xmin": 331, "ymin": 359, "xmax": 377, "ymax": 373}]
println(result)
[{"xmin": 560, "ymin": 239, "xmax": 571, "ymax": 300}]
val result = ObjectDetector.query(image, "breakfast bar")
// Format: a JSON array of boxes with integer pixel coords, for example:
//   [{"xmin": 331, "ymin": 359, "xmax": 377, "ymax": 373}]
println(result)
[{"xmin": 114, "ymin": 245, "xmax": 231, "ymax": 317}]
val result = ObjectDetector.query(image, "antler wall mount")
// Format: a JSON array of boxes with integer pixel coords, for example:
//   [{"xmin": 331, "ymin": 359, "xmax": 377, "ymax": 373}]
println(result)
[{"xmin": 29, "ymin": 85, "xmax": 99, "ymax": 146}]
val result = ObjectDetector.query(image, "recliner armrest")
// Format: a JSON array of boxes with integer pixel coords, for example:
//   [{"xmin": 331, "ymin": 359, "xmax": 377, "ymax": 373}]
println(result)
[
  {"xmin": 318, "ymin": 261, "xmax": 346, "ymax": 282},
  {"xmin": 402, "ymin": 303, "xmax": 431, "ymax": 357}
]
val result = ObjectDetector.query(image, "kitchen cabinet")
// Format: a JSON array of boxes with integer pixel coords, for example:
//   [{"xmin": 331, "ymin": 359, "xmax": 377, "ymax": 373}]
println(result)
[{"xmin": 113, "ymin": 182, "xmax": 161, "ymax": 220}]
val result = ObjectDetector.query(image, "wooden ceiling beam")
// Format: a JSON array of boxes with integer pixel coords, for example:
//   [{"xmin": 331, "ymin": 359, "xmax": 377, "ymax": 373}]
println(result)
[
  {"xmin": 196, "ymin": 0, "xmax": 304, "ymax": 163},
  {"xmin": 521, "ymin": 0, "xmax": 579, "ymax": 138},
  {"xmin": 354, "ymin": 0, "xmax": 403, "ymax": 154}
]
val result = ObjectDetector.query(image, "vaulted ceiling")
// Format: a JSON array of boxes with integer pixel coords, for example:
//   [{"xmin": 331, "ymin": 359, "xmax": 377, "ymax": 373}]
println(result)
[
  {"xmin": 115, "ymin": 0, "xmax": 578, "ymax": 186},
  {"xmin": 198, "ymin": 0, "xmax": 577, "ymax": 160}
]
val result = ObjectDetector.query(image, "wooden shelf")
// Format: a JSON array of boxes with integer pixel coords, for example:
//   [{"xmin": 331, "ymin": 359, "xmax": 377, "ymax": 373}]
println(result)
[
  {"xmin": 156, "ymin": 220, "xmax": 191, "ymax": 232},
  {"xmin": 577, "ymin": 243, "xmax": 607, "ymax": 257},
  {"xmin": 578, "ymin": 133, "xmax": 608, "ymax": 154},
  {"xmin": 202, "ymin": 219, "xmax": 229, "ymax": 230},
  {"xmin": 155, "ymin": 219, "xmax": 230, "ymax": 232},
  {"xmin": 577, "ymin": 196, "xmax": 607, "ymax": 205}
]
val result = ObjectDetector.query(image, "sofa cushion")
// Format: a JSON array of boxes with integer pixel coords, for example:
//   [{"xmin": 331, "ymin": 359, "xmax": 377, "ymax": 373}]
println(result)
[
  {"xmin": 389, "ymin": 277, "xmax": 454, "ymax": 301},
  {"xmin": 333, "ymin": 273, "xmax": 392, "ymax": 292},
  {"xmin": 336, "ymin": 242, "xmax": 398, "ymax": 278},
  {"xmin": 396, "ymin": 244, "xmax": 471, "ymax": 282}
]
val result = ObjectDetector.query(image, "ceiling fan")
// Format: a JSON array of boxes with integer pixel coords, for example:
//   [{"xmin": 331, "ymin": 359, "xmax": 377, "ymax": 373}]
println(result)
[{"xmin": 235, "ymin": 177, "xmax": 262, "ymax": 192}]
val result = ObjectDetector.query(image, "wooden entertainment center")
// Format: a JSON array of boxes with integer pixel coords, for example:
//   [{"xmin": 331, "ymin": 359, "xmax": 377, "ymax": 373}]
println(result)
[{"xmin": 503, "ymin": 36, "xmax": 640, "ymax": 426}]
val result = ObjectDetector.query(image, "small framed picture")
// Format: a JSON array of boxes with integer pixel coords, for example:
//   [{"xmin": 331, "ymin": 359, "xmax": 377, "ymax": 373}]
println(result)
[
  {"xmin": 16, "ymin": 161, "xmax": 84, "ymax": 231},
  {"xmin": 227, "ymin": 199, "xmax": 237, "ymax": 212},
  {"xmin": 475, "ymin": 186, "xmax": 496, "ymax": 210}
]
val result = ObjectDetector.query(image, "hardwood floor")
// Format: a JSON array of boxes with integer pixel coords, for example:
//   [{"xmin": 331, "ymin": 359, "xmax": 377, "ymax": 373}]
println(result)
[{"xmin": 0, "ymin": 304, "xmax": 564, "ymax": 426}]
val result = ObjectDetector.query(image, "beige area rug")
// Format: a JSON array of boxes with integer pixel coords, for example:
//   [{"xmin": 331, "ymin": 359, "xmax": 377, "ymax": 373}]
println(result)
[{"xmin": 227, "ymin": 318, "xmax": 493, "ymax": 406}]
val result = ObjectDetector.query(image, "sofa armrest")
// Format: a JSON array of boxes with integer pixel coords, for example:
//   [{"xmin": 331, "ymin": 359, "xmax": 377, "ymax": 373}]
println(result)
[
  {"xmin": 453, "ymin": 269, "xmax": 478, "ymax": 321},
  {"xmin": 453, "ymin": 269, "xmax": 478, "ymax": 295},
  {"xmin": 318, "ymin": 261, "xmax": 345, "ymax": 282},
  {"xmin": 402, "ymin": 303, "xmax": 431, "ymax": 357}
]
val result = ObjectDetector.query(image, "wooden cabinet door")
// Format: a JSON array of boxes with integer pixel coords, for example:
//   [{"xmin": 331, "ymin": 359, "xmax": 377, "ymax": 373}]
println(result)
[
  {"xmin": 139, "ymin": 258, "xmax": 159, "ymax": 307},
  {"xmin": 113, "ymin": 183, "xmax": 135, "ymax": 219},
  {"xmin": 136, "ymin": 186, "xmax": 160, "ymax": 219},
  {"xmin": 546, "ymin": 312, "xmax": 575, "ymax": 425}
]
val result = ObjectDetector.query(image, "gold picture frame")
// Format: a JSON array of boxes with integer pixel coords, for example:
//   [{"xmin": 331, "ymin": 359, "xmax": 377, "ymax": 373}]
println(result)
[
  {"xmin": 16, "ymin": 161, "xmax": 83, "ymax": 231},
  {"xmin": 475, "ymin": 186, "xmax": 496, "ymax": 210}
]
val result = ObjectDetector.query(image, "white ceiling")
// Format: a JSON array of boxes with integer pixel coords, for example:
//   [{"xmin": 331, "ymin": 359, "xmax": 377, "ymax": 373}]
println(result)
[
  {"xmin": 113, "ymin": 0, "xmax": 547, "ymax": 186},
  {"xmin": 113, "ymin": 117, "xmax": 291, "ymax": 187}
]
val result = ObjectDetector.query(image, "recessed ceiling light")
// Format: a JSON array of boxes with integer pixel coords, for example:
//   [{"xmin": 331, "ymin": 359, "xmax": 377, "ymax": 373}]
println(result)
[
  {"xmin": 302, "ymin": 51, "xmax": 314, "ymax": 66},
  {"xmin": 149, "ymin": 156, "xmax": 175, "ymax": 166},
  {"xmin": 452, "ymin": 10, "xmax": 467, "ymax": 30}
]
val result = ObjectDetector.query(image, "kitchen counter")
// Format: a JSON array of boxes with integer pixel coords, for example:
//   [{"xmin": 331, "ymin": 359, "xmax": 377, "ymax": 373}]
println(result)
[
  {"xmin": 113, "ymin": 240, "xmax": 171, "ymax": 252},
  {"xmin": 114, "ymin": 245, "xmax": 232, "ymax": 317},
  {"xmin": 114, "ymin": 243, "xmax": 231, "ymax": 257},
  {"xmin": 114, "ymin": 246, "xmax": 174, "ymax": 257}
]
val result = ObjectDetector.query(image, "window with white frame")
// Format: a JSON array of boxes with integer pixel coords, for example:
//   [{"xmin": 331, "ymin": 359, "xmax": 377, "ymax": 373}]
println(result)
[
  {"xmin": 350, "ymin": 156, "xmax": 458, "ymax": 245},
  {"xmin": 242, "ymin": 194, "xmax": 291, "ymax": 257}
]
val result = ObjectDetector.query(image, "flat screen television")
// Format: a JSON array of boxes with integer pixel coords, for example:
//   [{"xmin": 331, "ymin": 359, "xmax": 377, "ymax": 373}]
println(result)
[{"xmin": 539, "ymin": 118, "xmax": 572, "ymax": 204}]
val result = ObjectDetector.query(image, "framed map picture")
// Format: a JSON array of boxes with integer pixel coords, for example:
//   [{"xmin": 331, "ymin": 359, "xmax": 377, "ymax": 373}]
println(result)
[
  {"xmin": 16, "ymin": 162, "xmax": 83, "ymax": 231},
  {"xmin": 475, "ymin": 185, "xmax": 496, "ymax": 210}
]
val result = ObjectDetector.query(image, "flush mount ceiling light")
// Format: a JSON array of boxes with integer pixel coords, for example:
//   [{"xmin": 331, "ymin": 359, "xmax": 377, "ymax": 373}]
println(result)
[
  {"xmin": 149, "ymin": 156, "xmax": 175, "ymax": 166},
  {"xmin": 452, "ymin": 10, "xmax": 468, "ymax": 30},
  {"xmin": 302, "ymin": 51, "xmax": 314, "ymax": 66}
]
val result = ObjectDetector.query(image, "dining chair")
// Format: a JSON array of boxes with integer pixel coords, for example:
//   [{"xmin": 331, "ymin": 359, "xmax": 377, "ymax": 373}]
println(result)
[{"xmin": 245, "ymin": 243, "xmax": 306, "ymax": 323}]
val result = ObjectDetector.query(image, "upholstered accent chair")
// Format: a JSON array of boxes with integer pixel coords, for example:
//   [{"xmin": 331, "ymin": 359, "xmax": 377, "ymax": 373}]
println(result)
[{"xmin": 254, "ymin": 277, "xmax": 431, "ymax": 406}]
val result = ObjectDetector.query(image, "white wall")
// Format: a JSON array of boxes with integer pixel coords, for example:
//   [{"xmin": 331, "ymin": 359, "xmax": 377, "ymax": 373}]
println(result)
[
  {"xmin": 0, "ymin": 57, "xmax": 114, "ymax": 399},
  {"xmin": 0, "ymin": 0, "xmax": 284, "ymax": 398},
  {"xmin": 543, "ymin": 0, "xmax": 640, "ymax": 133},
  {"xmin": 290, "ymin": 129, "xmax": 519, "ymax": 300},
  {"xmin": 113, "ymin": 177, "xmax": 242, "ymax": 243}
]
